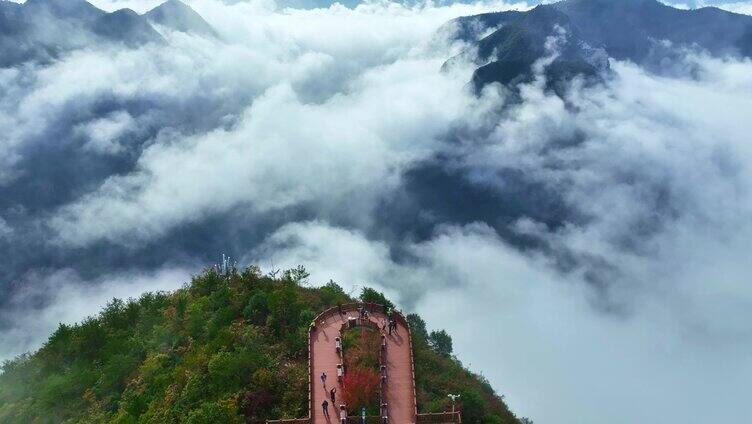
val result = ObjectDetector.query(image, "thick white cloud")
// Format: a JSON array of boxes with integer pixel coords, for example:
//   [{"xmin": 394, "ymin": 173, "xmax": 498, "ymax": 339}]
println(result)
[
  {"xmin": 463, "ymin": 55, "xmax": 752, "ymax": 293},
  {"xmin": 76, "ymin": 111, "xmax": 136, "ymax": 154},
  {"xmin": 255, "ymin": 217, "xmax": 752, "ymax": 424},
  {"xmin": 3, "ymin": 1, "xmax": 752, "ymax": 423},
  {"xmin": 244, "ymin": 52, "xmax": 752, "ymax": 423},
  {"xmin": 0, "ymin": 267, "xmax": 192, "ymax": 361},
  {"xmin": 250, "ymin": 221, "xmax": 405, "ymax": 295},
  {"xmin": 411, "ymin": 225, "xmax": 752, "ymax": 424},
  {"xmin": 46, "ymin": 1, "xmax": 525, "ymax": 246},
  {"xmin": 49, "ymin": 57, "xmax": 476, "ymax": 244},
  {"xmin": 1, "ymin": 0, "xmax": 524, "ymax": 355}
]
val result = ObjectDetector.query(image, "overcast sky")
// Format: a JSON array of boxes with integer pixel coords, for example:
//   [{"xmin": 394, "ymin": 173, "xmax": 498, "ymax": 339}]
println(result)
[{"xmin": 2, "ymin": 0, "xmax": 752, "ymax": 423}]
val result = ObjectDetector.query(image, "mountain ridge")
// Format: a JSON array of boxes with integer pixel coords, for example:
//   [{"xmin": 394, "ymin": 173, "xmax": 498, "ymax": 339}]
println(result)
[
  {"xmin": 445, "ymin": 0, "xmax": 752, "ymax": 92},
  {"xmin": 145, "ymin": 0, "xmax": 218, "ymax": 38},
  {"xmin": 0, "ymin": 0, "xmax": 216, "ymax": 68}
]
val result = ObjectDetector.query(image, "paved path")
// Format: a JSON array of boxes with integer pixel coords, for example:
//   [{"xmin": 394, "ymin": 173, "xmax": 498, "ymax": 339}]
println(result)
[
  {"xmin": 382, "ymin": 317, "xmax": 416, "ymax": 424},
  {"xmin": 311, "ymin": 306, "xmax": 416, "ymax": 424}
]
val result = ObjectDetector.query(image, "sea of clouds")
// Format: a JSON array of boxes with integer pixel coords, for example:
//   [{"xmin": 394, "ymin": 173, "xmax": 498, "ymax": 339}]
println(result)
[{"xmin": 1, "ymin": 0, "xmax": 751, "ymax": 423}]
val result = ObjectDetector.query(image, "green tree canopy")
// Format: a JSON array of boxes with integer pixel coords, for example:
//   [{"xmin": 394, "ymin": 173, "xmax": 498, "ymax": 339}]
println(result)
[
  {"xmin": 359, "ymin": 287, "xmax": 395, "ymax": 310},
  {"xmin": 429, "ymin": 329, "xmax": 454, "ymax": 357}
]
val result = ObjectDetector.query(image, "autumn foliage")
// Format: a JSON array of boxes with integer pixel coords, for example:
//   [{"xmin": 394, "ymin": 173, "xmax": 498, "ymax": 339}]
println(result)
[
  {"xmin": 341, "ymin": 368, "xmax": 379, "ymax": 413},
  {"xmin": 340, "ymin": 327, "xmax": 381, "ymax": 413}
]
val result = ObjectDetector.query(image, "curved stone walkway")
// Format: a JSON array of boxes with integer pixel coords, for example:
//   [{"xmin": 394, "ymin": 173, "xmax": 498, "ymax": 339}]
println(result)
[{"xmin": 310, "ymin": 304, "xmax": 416, "ymax": 424}]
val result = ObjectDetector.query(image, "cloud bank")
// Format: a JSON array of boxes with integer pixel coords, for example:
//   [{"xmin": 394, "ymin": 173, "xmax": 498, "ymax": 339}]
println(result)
[
  {"xmin": 2, "ymin": 1, "xmax": 751, "ymax": 423},
  {"xmin": 245, "ymin": 49, "xmax": 752, "ymax": 423}
]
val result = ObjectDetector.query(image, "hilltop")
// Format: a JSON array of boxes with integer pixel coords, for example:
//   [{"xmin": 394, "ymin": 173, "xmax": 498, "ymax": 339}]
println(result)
[{"xmin": 0, "ymin": 266, "xmax": 520, "ymax": 423}]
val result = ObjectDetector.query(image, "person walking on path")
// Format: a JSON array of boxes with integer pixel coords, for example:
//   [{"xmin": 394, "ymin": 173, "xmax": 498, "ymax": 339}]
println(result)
[
  {"xmin": 322, "ymin": 400, "xmax": 329, "ymax": 418},
  {"xmin": 340, "ymin": 405, "xmax": 347, "ymax": 424},
  {"xmin": 330, "ymin": 387, "xmax": 336, "ymax": 403},
  {"xmin": 321, "ymin": 371, "xmax": 327, "ymax": 387}
]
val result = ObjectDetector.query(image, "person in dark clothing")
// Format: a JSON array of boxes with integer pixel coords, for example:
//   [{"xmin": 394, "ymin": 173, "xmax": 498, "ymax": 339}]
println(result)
[
  {"xmin": 330, "ymin": 387, "xmax": 336, "ymax": 403},
  {"xmin": 322, "ymin": 400, "xmax": 329, "ymax": 417},
  {"xmin": 337, "ymin": 303, "xmax": 343, "ymax": 315}
]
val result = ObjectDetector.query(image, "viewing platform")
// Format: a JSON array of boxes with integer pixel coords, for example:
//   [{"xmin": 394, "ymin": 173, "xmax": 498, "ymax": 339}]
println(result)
[{"xmin": 267, "ymin": 303, "xmax": 461, "ymax": 424}]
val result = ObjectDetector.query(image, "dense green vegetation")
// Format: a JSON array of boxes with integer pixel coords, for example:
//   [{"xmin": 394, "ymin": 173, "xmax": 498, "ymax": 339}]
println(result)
[
  {"xmin": 407, "ymin": 314, "xmax": 518, "ymax": 423},
  {"xmin": 0, "ymin": 266, "xmax": 520, "ymax": 423}
]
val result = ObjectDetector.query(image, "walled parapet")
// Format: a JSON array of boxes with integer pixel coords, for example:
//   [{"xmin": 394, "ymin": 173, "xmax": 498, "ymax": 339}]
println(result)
[
  {"xmin": 417, "ymin": 412, "xmax": 462, "ymax": 423},
  {"xmin": 267, "ymin": 302, "xmax": 433, "ymax": 424}
]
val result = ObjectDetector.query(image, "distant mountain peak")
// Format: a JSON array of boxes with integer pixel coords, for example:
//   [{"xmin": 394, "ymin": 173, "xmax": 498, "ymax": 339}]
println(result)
[
  {"xmin": 0, "ymin": 0, "xmax": 221, "ymax": 67},
  {"xmin": 92, "ymin": 7, "xmax": 164, "ymax": 46},
  {"xmin": 446, "ymin": 0, "xmax": 752, "ymax": 93},
  {"xmin": 110, "ymin": 7, "xmax": 139, "ymax": 17},
  {"xmin": 145, "ymin": 0, "xmax": 217, "ymax": 37},
  {"xmin": 148, "ymin": 0, "xmax": 195, "ymax": 14},
  {"xmin": 24, "ymin": 0, "xmax": 93, "ymax": 8},
  {"xmin": 23, "ymin": 0, "xmax": 104, "ymax": 21}
]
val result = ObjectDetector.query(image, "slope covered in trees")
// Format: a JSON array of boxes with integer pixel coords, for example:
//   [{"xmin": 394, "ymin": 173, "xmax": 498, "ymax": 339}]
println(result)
[{"xmin": 0, "ymin": 267, "xmax": 519, "ymax": 424}]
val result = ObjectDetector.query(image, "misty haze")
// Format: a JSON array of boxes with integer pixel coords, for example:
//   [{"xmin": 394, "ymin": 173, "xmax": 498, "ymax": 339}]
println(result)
[{"xmin": 0, "ymin": 0, "xmax": 750, "ymax": 423}]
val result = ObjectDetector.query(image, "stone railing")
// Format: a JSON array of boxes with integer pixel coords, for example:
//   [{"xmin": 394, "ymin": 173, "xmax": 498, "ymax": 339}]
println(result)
[
  {"xmin": 307, "ymin": 315, "xmax": 313, "ymax": 423},
  {"xmin": 390, "ymin": 310, "xmax": 418, "ymax": 417},
  {"xmin": 378, "ymin": 328, "xmax": 387, "ymax": 419},
  {"xmin": 267, "ymin": 413, "xmax": 461, "ymax": 424},
  {"xmin": 339, "ymin": 316, "xmax": 380, "ymax": 334},
  {"xmin": 314, "ymin": 302, "xmax": 386, "ymax": 326},
  {"xmin": 416, "ymin": 412, "xmax": 462, "ymax": 423},
  {"xmin": 344, "ymin": 416, "xmax": 383, "ymax": 424},
  {"xmin": 267, "ymin": 302, "xmax": 420, "ymax": 424}
]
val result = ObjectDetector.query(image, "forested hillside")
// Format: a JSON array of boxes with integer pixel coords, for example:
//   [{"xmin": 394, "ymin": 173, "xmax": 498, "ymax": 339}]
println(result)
[{"xmin": 0, "ymin": 267, "xmax": 519, "ymax": 424}]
